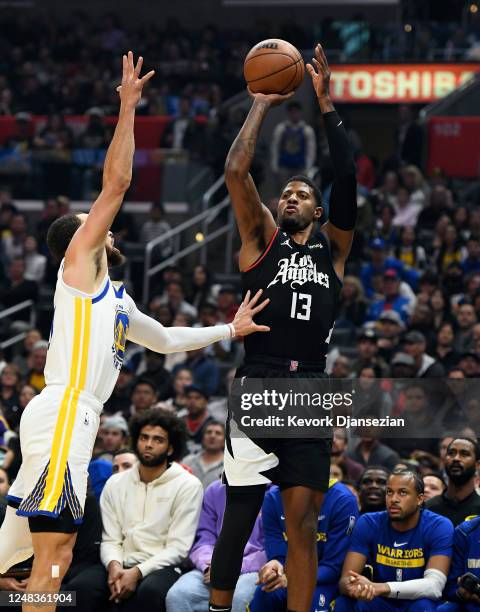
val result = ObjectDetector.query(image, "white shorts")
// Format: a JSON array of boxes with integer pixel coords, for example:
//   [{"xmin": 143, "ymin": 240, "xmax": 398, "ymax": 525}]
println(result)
[{"xmin": 7, "ymin": 385, "xmax": 101, "ymax": 524}]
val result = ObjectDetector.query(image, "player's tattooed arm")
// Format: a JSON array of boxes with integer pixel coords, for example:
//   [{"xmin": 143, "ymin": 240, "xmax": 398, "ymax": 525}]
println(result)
[{"xmin": 225, "ymin": 94, "xmax": 290, "ymax": 269}]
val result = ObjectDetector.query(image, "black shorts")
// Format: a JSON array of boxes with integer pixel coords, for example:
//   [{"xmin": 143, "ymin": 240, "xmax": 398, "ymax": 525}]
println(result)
[
  {"xmin": 8, "ymin": 499, "xmax": 79, "ymax": 534},
  {"xmin": 224, "ymin": 359, "xmax": 332, "ymax": 492}
]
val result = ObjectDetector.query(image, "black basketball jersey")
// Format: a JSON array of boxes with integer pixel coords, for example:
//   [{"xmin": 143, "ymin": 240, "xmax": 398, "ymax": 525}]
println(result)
[{"xmin": 242, "ymin": 227, "xmax": 342, "ymax": 363}]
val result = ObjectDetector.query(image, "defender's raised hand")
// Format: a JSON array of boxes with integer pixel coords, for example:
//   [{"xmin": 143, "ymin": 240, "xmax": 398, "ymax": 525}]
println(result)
[
  {"xmin": 306, "ymin": 43, "xmax": 331, "ymax": 100},
  {"xmin": 116, "ymin": 51, "xmax": 155, "ymax": 109},
  {"xmin": 231, "ymin": 289, "xmax": 271, "ymax": 336}
]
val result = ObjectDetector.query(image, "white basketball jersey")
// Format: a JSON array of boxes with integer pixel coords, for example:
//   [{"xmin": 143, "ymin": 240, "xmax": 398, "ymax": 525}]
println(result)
[{"xmin": 44, "ymin": 261, "xmax": 130, "ymax": 404}]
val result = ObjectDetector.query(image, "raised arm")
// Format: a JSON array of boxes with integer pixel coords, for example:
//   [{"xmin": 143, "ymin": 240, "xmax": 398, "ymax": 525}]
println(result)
[
  {"xmin": 126, "ymin": 289, "xmax": 270, "ymax": 353},
  {"xmin": 64, "ymin": 52, "xmax": 154, "ymax": 291},
  {"xmin": 225, "ymin": 91, "xmax": 292, "ymax": 271},
  {"xmin": 306, "ymin": 44, "xmax": 357, "ymax": 281}
]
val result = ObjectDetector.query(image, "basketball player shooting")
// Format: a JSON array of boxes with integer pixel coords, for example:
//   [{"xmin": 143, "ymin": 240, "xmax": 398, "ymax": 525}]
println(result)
[
  {"xmin": 0, "ymin": 52, "xmax": 270, "ymax": 612},
  {"xmin": 209, "ymin": 44, "xmax": 357, "ymax": 612}
]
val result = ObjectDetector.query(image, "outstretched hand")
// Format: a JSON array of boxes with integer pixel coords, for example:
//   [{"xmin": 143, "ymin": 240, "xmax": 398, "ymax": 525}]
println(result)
[
  {"xmin": 247, "ymin": 87, "xmax": 294, "ymax": 107},
  {"xmin": 306, "ymin": 43, "xmax": 331, "ymax": 99},
  {"xmin": 116, "ymin": 51, "xmax": 155, "ymax": 109},
  {"xmin": 232, "ymin": 289, "xmax": 270, "ymax": 337}
]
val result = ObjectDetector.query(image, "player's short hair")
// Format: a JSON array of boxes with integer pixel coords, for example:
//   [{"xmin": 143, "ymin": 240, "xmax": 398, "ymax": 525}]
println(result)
[
  {"xmin": 281, "ymin": 174, "xmax": 323, "ymax": 207},
  {"xmin": 46, "ymin": 213, "xmax": 82, "ymax": 261},
  {"xmin": 390, "ymin": 469, "xmax": 425, "ymax": 495},
  {"xmin": 447, "ymin": 437, "xmax": 480, "ymax": 461},
  {"xmin": 129, "ymin": 408, "xmax": 187, "ymax": 461}
]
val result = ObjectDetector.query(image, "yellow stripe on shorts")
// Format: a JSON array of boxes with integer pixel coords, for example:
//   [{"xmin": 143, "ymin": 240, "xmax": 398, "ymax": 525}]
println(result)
[{"xmin": 40, "ymin": 297, "xmax": 92, "ymax": 512}]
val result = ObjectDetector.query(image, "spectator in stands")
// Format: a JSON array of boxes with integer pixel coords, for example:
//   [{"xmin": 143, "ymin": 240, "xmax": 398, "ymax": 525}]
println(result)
[
  {"xmin": 454, "ymin": 304, "xmax": 477, "ymax": 353},
  {"xmin": 182, "ymin": 421, "xmax": 224, "ymax": 489},
  {"xmin": 331, "ymin": 428, "xmax": 364, "ymax": 482},
  {"xmin": 392, "ymin": 187, "xmax": 422, "ymax": 229},
  {"xmin": 2, "ymin": 213, "xmax": 27, "ymax": 261},
  {"xmin": 367, "ymin": 268, "xmax": 413, "ymax": 324},
  {"xmin": 433, "ymin": 323, "xmax": 460, "ymax": 370},
  {"xmin": 96, "ymin": 415, "xmax": 129, "ymax": 463},
  {"xmin": 270, "ymin": 101, "xmax": 316, "ymax": 190},
  {"xmin": 375, "ymin": 204, "xmax": 397, "ymax": 249},
  {"xmin": 250, "ymin": 481, "xmax": 358, "ymax": 612},
  {"xmin": 357, "ymin": 466, "xmax": 390, "ymax": 513},
  {"xmin": 429, "ymin": 288, "xmax": 453, "ymax": 331},
  {"xmin": 103, "ymin": 364, "xmax": 135, "ymax": 416},
  {"xmin": 418, "ymin": 185, "xmax": 453, "ymax": 232},
  {"xmin": 441, "ymin": 515, "xmax": 480, "ymax": 610},
  {"xmin": 182, "ymin": 384, "xmax": 215, "ymax": 454},
  {"xmin": 216, "ymin": 284, "xmax": 239, "ymax": 323},
  {"xmin": 0, "ymin": 363, "xmax": 20, "ymax": 429},
  {"xmin": 76, "ymin": 109, "xmax": 108, "ymax": 149},
  {"xmin": 23, "ymin": 236, "xmax": 46, "ymax": 283},
  {"xmin": 336, "ymin": 470, "xmax": 452, "ymax": 611},
  {"xmin": 403, "ymin": 330, "xmax": 445, "ymax": 378},
  {"xmin": 160, "ymin": 96, "xmax": 204, "ymax": 156},
  {"xmin": 175, "ymin": 347, "xmax": 220, "ymax": 396},
  {"xmin": 462, "ymin": 236, "xmax": 480, "ymax": 275},
  {"xmin": 422, "ymin": 473, "xmax": 446, "ymax": 501},
  {"xmin": 139, "ymin": 202, "xmax": 173, "ymax": 259},
  {"xmin": 457, "ymin": 352, "xmax": 480, "ymax": 377},
  {"xmin": 158, "ymin": 281, "xmax": 197, "ymax": 318},
  {"xmin": 188, "ymin": 265, "xmax": 219, "ymax": 311},
  {"xmin": 195, "ymin": 302, "xmax": 236, "ymax": 363},
  {"xmin": 25, "ymin": 339, "xmax": 47, "ymax": 392},
  {"xmin": 134, "ymin": 350, "xmax": 171, "ymax": 400},
  {"xmin": 127, "ymin": 379, "xmax": 159, "ymax": 418},
  {"xmin": 436, "ymin": 225, "xmax": 464, "ymax": 274},
  {"xmin": 166, "ymin": 479, "xmax": 264, "ymax": 612},
  {"xmin": 98, "ymin": 409, "xmax": 203, "ymax": 612},
  {"xmin": 337, "ymin": 276, "xmax": 368, "ymax": 329},
  {"xmin": 395, "ymin": 226, "xmax": 426, "ymax": 272},
  {"xmin": 426, "ymin": 438, "xmax": 480, "ymax": 526},
  {"xmin": 0, "ymin": 257, "xmax": 38, "ymax": 319},
  {"xmin": 164, "ymin": 367, "xmax": 194, "ymax": 415},
  {"xmin": 112, "ymin": 449, "xmax": 137, "ymax": 475},
  {"xmin": 349, "ymin": 432, "xmax": 400, "ymax": 472},
  {"xmin": 331, "ymin": 355, "xmax": 352, "ymax": 379},
  {"xmin": 351, "ymin": 328, "xmax": 389, "ymax": 377},
  {"xmin": 377, "ymin": 311, "xmax": 405, "ymax": 362}
]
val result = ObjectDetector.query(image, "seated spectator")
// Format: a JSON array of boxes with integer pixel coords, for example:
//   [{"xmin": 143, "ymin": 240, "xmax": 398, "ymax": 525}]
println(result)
[
  {"xmin": 429, "ymin": 288, "xmax": 453, "ymax": 331},
  {"xmin": 182, "ymin": 384, "xmax": 215, "ymax": 454},
  {"xmin": 249, "ymin": 481, "xmax": 358, "ymax": 611},
  {"xmin": 157, "ymin": 281, "xmax": 197, "ymax": 318},
  {"xmin": 0, "ymin": 364, "xmax": 20, "ymax": 428},
  {"xmin": 426, "ymin": 438, "xmax": 480, "ymax": 526},
  {"xmin": 377, "ymin": 310, "xmax": 405, "ymax": 362},
  {"xmin": 187, "ymin": 265, "xmax": 220, "ymax": 311},
  {"xmin": 422, "ymin": 473, "xmax": 446, "ymax": 501},
  {"xmin": 436, "ymin": 225, "xmax": 465, "ymax": 275},
  {"xmin": 112, "ymin": 449, "xmax": 137, "ymax": 475},
  {"xmin": 403, "ymin": 330, "xmax": 445, "ymax": 378},
  {"xmin": 98, "ymin": 409, "xmax": 203, "ymax": 612},
  {"xmin": 336, "ymin": 470, "xmax": 452, "ymax": 611},
  {"xmin": 0, "ymin": 257, "xmax": 38, "ymax": 320},
  {"xmin": 125, "ymin": 378, "xmax": 158, "ymax": 419},
  {"xmin": 134, "ymin": 350, "xmax": 171, "ymax": 399},
  {"xmin": 440, "ymin": 515, "xmax": 480, "ymax": 610},
  {"xmin": 216, "ymin": 284, "xmax": 239, "ymax": 323},
  {"xmin": 23, "ymin": 236, "xmax": 46, "ymax": 283},
  {"xmin": 139, "ymin": 202, "xmax": 173, "ymax": 259},
  {"xmin": 96, "ymin": 415, "xmax": 129, "ymax": 462},
  {"xmin": 165, "ymin": 479, "xmax": 264, "ymax": 612},
  {"xmin": 390, "ymin": 351, "xmax": 417, "ymax": 379},
  {"xmin": 375, "ymin": 203, "xmax": 397, "ymax": 249},
  {"xmin": 103, "ymin": 364, "xmax": 135, "ymax": 416},
  {"xmin": 350, "ymin": 328, "xmax": 390, "ymax": 378},
  {"xmin": 164, "ymin": 367, "xmax": 194, "ymax": 415},
  {"xmin": 433, "ymin": 323, "xmax": 460, "ymax": 371},
  {"xmin": 195, "ymin": 302, "xmax": 236, "ymax": 363},
  {"xmin": 175, "ymin": 347, "xmax": 220, "ymax": 396},
  {"xmin": 457, "ymin": 351, "xmax": 480, "ymax": 378},
  {"xmin": 392, "ymin": 187, "xmax": 422, "ymax": 229},
  {"xmin": 357, "ymin": 466, "xmax": 390, "ymax": 513},
  {"xmin": 348, "ymin": 433, "xmax": 400, "ymax": 472},
  {"xmin": 2, "ymin": 213, "xmax": 27, "ymax": 262},
  {"xmin": 11, "ymin": 328, "xmax": 41, "ymax": 378},
  {"xmin": 454, "ymin": 303, "xmax": 477, "ymax": 353},
  {"xmin": 331, "ymin": 428, "xmax": 364, "ymax": 482},
  {"xmin": 395, "ymin": 227, "xmax": 426, "ymax": 272},
  {"xmin": 160, "ymin": 96, "xmax": 204, "ymax": 154},
  {"xmin": 337, "ymin": 276, "xmax": 368, "ymax": 329},
  {"xmin": 182, "ymin": 421, "xmax": 224, "ymax": 489},
  {"xmin": 367, "ymin": 268, "xmax": 414, "ymax": 324},
  {"xmin": 331, "ymin": 354, "xmax": 352, "ymax": 378}
]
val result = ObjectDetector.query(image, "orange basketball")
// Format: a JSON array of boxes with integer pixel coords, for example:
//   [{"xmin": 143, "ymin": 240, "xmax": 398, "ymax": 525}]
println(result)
[{"xmin": 244, "ymin": 39, "xmax": 304, "ymax": 95}]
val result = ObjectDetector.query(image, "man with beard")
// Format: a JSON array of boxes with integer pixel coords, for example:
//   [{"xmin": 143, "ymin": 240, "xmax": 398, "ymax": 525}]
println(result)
[
  {"xmin": 0, "ymin": 52, "xmax": 270, "ymax": 608},
  {"xmin": 97, "ymin": 408, "xmax": 203, "ymax": 611},
  {"xmin": 426, "ymin": 438, "xmax": 480, "ymax": 526},
  {"xmin": 358, "ymin": 466, "xmax": 390, "ymax": 514},
  {"xmin": 336, "ymin": 471, "xmax": 453, "ymax": 611},
  {"xmin": 210, "ymin": 43, "xmax": 357, "ymax": 612}
]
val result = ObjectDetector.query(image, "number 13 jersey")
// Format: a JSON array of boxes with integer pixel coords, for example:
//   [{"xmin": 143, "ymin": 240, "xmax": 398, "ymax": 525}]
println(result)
[{"xmin": 241, "ymin": 228, "xmax": 342, "ymax": 363}]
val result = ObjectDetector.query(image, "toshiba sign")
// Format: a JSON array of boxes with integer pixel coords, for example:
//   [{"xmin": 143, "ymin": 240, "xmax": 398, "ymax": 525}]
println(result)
[{"xmin": 330, "ymin": 64, "xmax": 479, "ymax": 103}]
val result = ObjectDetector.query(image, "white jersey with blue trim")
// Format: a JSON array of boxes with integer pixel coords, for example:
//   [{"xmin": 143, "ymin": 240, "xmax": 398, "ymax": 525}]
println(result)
[{"xmin": 44, "ymin": 261, "xmax": 129, "ymax": 404}]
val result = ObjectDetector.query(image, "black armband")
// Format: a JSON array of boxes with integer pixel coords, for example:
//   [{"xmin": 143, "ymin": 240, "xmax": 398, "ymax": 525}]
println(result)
[{"xmin": 323, "ymin": 111, "xmax": 357, "ymax": 231}]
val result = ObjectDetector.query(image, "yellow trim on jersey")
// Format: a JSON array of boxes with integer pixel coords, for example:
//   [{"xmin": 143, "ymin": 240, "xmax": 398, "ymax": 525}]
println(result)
[
  {"xmin": 376, "ymin": 554, "xmax": 425, "ymax": 568},
  {"xmin": 40, "ymin": 297, "xmax": 91, "ymax": 512}
]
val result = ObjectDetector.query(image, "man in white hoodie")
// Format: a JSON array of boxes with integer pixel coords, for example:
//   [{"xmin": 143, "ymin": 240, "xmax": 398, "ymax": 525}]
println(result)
[{"xmin": 96, "ymin": 408, "xmax": 203, "ymax": 612}]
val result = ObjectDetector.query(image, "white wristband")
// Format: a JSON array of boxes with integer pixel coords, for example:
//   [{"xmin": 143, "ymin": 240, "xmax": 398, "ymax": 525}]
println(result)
[{"xmin": 228, "ymin": 323, "xmax": 236, "ymax": 339}]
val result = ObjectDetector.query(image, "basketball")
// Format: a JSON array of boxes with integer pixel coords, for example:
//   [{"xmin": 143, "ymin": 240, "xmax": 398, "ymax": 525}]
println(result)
[{"xmin": 244, "ymin": 39, "xmax": 305, "ymax": 95}]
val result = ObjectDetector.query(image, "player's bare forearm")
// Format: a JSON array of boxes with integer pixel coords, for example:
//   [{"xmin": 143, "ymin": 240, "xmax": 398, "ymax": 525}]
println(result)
[
  {"xmin": 102, "ymin": 103, "xmax": 135, "ymax": 196},
  {"xmin": 317, "ymin": 94, "xmax": 334, "ymax": 114},
  {"xmin": 225, "ymin": 99, "xmax": 269, "ymax": 179}
]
